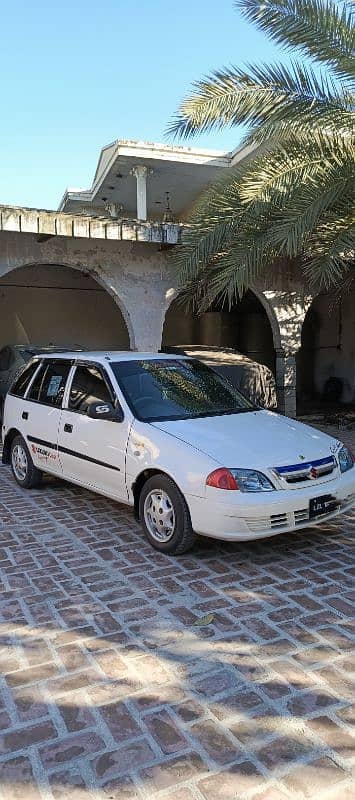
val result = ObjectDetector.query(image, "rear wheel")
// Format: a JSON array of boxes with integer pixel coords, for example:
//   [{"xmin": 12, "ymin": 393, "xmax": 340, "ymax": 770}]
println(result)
[
  {"xmin": 10, "ymin": 435, "xmax": 42, "ymax": 489},
  {"xmin": 139, "ymin": 474, "xmax": 195, "ymax": 555}
]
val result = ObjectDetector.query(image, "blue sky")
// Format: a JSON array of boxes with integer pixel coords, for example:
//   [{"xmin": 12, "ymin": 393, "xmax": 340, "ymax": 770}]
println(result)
[{"xmin": 0, "ymin": 0, "xmax": 281, "ymax": 210}]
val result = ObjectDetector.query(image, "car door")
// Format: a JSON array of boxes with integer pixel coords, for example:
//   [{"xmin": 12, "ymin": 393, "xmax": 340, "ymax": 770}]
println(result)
[
  {"xmin": 22, "ymin": 359, "xmax": 73, "ymax": 475},
  {"xmin": 58, "ymin": 362, "xmax": 129, "ymax": 501}
]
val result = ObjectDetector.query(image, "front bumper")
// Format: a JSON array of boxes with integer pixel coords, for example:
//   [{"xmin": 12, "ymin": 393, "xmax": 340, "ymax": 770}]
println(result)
[{"xmin": 187, "ymin": 468, "xmax": 355, "ymax": 541}]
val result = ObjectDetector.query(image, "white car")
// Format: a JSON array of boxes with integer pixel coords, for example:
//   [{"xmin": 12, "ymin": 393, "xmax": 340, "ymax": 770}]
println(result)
[{"xmin": 2, "ymin": 352, "xmax": 355, "ymax": 554}]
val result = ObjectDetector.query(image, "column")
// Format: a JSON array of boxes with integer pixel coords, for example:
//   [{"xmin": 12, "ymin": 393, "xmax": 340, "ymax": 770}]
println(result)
[
  {"xmin": 276, "ymin": 350, "xmax": 298, "ymax": 418},
  {"xmin": 263, "ymin": 290, "xmax": 313, "ymax": 418},
  {"xmin": 130, "ymin": 165, "xmax": 153, "ymax": 221}
]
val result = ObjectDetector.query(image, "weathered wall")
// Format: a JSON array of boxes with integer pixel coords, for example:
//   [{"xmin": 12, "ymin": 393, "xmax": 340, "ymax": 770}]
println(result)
[
  {"xmin": 4, "ymin": 232, "xmax": 351, "ymax": 417},
  {"xmin": 0, "ymin": 231, "xmax": 173, "ymax": 352}
]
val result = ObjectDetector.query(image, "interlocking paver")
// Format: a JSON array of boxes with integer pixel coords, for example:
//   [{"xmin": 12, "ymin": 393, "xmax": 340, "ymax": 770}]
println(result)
[
  {"xmin": 197, "ymin": 759, "xmax": 265, "ymax": 798},
  {"xmin": 0, "ymin": 424, "xmax": 354, "ymax": 798},
  {"xmin": 282, "ymin": 756, "xmax": 347, "ymax": 798},
  {"xmin": 91, "ymin": 738, "xmax": 157, "ymax": 782}
]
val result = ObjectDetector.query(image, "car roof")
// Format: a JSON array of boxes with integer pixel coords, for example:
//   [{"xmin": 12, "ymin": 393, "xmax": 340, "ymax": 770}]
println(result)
[{"xmin": 36, "ymin": 351, "xmax": 189, "ymax": 363}]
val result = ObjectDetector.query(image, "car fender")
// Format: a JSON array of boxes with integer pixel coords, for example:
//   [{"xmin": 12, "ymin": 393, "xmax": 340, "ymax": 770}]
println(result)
[{"xmin": 126, "ymin": 419, "xmax": 220, "ymax": 502}]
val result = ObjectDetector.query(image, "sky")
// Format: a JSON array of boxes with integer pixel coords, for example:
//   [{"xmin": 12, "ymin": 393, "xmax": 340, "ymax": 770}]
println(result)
[{"xmin": 0, "ymin": 0, "xmax": 283, "ymax": 210}]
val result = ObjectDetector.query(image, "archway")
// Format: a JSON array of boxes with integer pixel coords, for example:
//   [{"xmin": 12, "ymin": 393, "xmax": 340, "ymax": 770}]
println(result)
[
  {"xmin": 0, "ymin": 264, "xmax": 131, "ymax": 350},
  {"xmin": 162, "ymin": 290, "xmax": 276, "ymax": 372},
  {"xmin": 297, "ymin": 290, "xmax": 355, "ymax": 412}
]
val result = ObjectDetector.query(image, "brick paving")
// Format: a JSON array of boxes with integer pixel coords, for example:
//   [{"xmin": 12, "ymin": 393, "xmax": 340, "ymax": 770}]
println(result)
[{"xmin": 0, "ymin": 424, "xmax": 354, "ymax": 799}]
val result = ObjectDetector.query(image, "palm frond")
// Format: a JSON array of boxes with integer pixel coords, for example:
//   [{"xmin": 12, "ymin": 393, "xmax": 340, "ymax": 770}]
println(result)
[
  {"xmin": 239, "ymin": 132, "xmax": 355, "ymax": 206},
  {"xmin": 171, "ymin": 133, "xmax": 354, "ymax": 308},
  {"xmin": 167, "ymin": 61, "xmax": 351, "ymax": 140},
  {"xmin": 169, "ymin": 0, "xmax": 355, "ymax": 302},
  {"xmin": 304, "ymin": 210, "xmax": 355, "ymax": 286},
  {"xmin": 236, "ymin": 0, "xmax": 355, "ymax": 80}
]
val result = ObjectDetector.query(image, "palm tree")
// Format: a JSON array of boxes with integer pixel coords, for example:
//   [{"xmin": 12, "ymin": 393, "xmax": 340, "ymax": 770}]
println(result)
[{"xmin": 168, "ymin": 0, "xmax": 355, "ymax": 310}]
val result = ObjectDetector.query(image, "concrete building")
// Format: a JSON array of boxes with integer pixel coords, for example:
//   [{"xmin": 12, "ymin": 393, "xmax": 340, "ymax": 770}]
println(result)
[{"xmin": 0, "ymin": 139, "xmax": 354, "ymax": 417}]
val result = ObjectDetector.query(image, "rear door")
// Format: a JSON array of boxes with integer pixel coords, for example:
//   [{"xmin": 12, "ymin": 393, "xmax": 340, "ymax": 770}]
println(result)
[
  {"xmin": 58, "ymin": 362, "xmax": 130, "ymax": 500},
  {"xmin": 23, "ymin": 359, "xmax": 72, "ymax": 474}
]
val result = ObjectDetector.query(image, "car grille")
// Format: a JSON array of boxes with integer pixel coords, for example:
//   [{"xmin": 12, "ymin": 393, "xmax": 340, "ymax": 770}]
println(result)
[
  {"xmin": 245, "ymin": 495, "xmax": 355, "ymax": 533},
  {"xmin": 294, "ymin": 508, "xmax": 309, "ymax": 525},
  {"xmin": 274, "ymin": 456, "xmax": 336, "ymax": 485},
  {"xmin": 341, "ymin": 492, "xmax": 355, "ymax": 508},
  {"xmin": 246, "ymin": 513, "xmax": 289, "ymax": 532}
]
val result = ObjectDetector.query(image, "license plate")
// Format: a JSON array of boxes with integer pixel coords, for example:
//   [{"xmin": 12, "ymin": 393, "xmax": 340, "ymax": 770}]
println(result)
[{"xmin": 309, "ymin": 494, "xmax": 338, "ymax": 519}]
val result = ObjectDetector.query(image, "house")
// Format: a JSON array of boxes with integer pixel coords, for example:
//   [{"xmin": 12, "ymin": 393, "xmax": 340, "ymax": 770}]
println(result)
[{"xmin": 0, "ymin": 138, "xmax": 354, "ymax": 418}]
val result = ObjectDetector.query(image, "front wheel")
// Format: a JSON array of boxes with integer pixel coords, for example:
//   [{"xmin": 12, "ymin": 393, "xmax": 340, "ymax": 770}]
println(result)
[
  {"xmin": 139, "ymin": 474, "xmax": 195, "ymax": 555},
  {"xmin": 10, "ymin": 435, "xmax": 42, "ymax": 489}
]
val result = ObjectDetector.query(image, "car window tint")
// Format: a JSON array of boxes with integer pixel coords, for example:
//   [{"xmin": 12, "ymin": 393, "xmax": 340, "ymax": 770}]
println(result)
[
  {"xmin": 68, "ymin": 365, "xmax": 113, "ymax": 414},
  {"xmin": 29, "ymin": 361, "xmax": 71, "ymax": 407},
  {"xmin": 10, "ymin": 361, "xmax": 40, "ymax": 398}
]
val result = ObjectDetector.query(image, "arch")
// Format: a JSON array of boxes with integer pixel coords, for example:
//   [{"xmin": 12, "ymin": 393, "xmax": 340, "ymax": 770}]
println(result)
[
  {"xmin": 162, "ymin": 288, "xmax": 277, "ymax": 373},
  {"xmin": 297, "ymin": 289, "xmax": 355, "ymax": 412},
  {"xmin": 250, "ymin": 288, "xmax": 282, "ymax": 352},
  {"xmin": 0, "ymin": 262, "xmax": 133, "ymax": 351}
]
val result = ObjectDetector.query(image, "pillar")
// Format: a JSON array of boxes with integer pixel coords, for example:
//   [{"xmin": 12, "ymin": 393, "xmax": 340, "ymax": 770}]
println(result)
[
  {"xmin": 130, "ymin": 165, "xmax": 153, "ymax": 221},
  {"xmin": 262, "ymin": 290, "xmax": 314, "ymax": 418},
  {"xmin": 108, "ymin": 275, "xmax": 169, "ymax": 353},
  {"xmin": 276, "ymin": 350, "xmax": 298, "ymax": 418}
]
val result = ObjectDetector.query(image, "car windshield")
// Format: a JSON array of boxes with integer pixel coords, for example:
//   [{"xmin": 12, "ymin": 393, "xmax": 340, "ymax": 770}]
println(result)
[{"xmin": 110, "ymin": 358, "xmax": 257, "ymax": 421}]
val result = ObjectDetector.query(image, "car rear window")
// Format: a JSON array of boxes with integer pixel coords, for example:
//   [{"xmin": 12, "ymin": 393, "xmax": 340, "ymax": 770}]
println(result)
[{"xmin": 9, "ymin": 361, "xmax": 40, "ymax": 398}]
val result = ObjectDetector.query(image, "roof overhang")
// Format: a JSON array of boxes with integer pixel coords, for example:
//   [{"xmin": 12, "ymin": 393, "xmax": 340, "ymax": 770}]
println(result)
[{"xmin": 58, "ymin": 139, "xmax": 244, "ymax": 219}]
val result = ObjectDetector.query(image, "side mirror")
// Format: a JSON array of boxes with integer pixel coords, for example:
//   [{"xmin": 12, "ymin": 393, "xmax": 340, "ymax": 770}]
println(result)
[{"xmin": 87, "ymin": 402, "xmax": 123, "ymax": 422}]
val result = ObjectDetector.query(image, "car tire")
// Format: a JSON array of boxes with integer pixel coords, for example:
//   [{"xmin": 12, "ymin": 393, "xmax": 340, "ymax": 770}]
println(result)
[
  {"xmin": 139, "ymin": 474, "xmax": 195, "ymax": 555},
  {"xmin": 10, "ymin": 435, "xmax": 42, "ymax": 489}
]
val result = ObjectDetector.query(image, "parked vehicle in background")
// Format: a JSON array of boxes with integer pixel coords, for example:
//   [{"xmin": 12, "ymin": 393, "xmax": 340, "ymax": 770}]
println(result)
[
  {"xmin": 161, "ymin": 345, "xmax": 277, "ymax": 409},
  {"xmin": 2, "ymin": 351, "xmax": 355, "ymax": 555},
  {"xmin": 0, "ymin": 345, "xmax": 85, "ymax": 422}
]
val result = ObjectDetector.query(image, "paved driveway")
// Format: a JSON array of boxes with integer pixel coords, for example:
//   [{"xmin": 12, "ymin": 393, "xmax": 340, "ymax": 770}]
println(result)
[{"xmin": 0, "ymin": 426, "xmax": 354, "ymax": 800}]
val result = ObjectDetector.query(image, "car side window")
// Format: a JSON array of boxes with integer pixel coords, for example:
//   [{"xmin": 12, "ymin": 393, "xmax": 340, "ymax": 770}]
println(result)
[
  {"xmin": 10, "ymin": 361, "xmax": 40, "ymax": 398},
  {"xmin": 28, "ymin": 361, "xmax": 71, "ymax": 407},
  {"xmin": 68, "ymin": 365, "xmax": 114, "ymax": 415}
]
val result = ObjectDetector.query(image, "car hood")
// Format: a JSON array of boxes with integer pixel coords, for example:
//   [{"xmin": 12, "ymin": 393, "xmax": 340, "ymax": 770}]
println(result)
[{"xmin": 151, "ymin": 410, "xmax": 339, "ymax": 468}]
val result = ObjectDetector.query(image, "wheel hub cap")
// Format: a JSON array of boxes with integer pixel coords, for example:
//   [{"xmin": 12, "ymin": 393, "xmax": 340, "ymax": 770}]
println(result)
[
  {"xmin": 12, "ymin": 444, "xmax": 28, "ymax": 481},
  {"xmin": 144, "ymin": 489, "xmax": 175, "ymax": 543}
]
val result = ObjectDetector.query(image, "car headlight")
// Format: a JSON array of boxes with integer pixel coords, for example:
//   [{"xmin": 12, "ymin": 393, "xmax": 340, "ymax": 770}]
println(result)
[
  {"xmin": 206, "ymin": 467, "xmax": 275, "ymax": 492},
  {"xmin": 338, "ymin": 446, "xmax": 354, "ymax": 473}
]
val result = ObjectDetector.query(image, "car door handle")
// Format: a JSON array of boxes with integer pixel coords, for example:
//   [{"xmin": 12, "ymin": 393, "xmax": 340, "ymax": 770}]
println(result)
[
  {"xmin": 64, "ymin": 423, "xmax": 73, "ymax": 433},
  {"xmin": 22, "ymin": 411, "xmax": 28, "ymax": 420}
]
